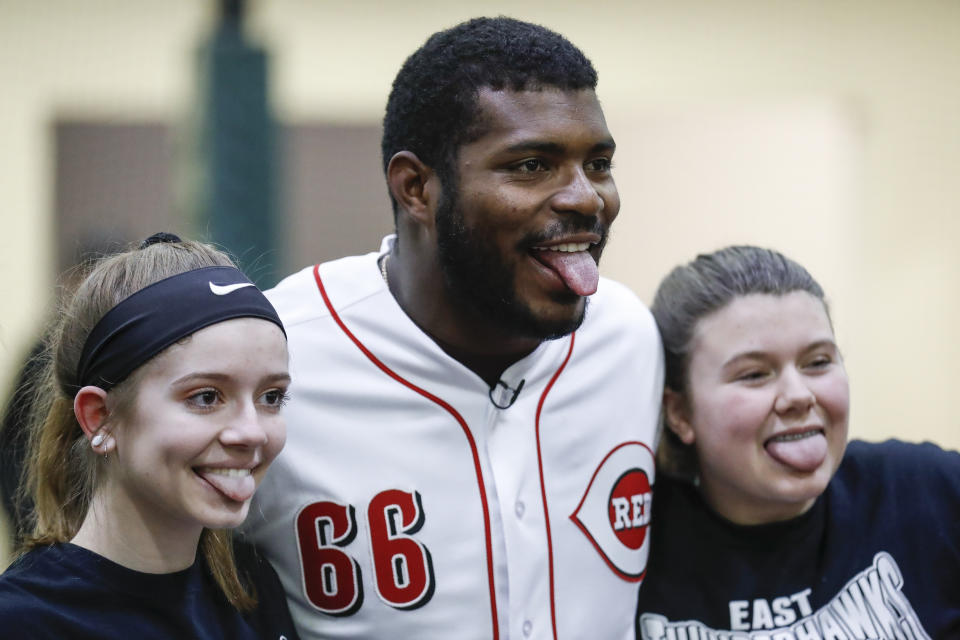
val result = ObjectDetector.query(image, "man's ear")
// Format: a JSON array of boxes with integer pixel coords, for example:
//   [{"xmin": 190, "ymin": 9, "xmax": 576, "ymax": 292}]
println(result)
[
  {"xmin": 663, "ymin": 388, "xmax": 696, "ymax": 445},
  {"xmin": 386, "ymin": 151, "xmax": 440, "ymax": 228},
  {"xmin": 74, "ymin": 386, "xmax": 114, "ymax": 451}
]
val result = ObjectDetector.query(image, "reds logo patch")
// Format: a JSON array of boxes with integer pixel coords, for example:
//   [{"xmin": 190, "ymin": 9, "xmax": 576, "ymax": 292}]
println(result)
[{"xmin": 570, "ymin": 441, "xmax": 655, "ymax": 582}]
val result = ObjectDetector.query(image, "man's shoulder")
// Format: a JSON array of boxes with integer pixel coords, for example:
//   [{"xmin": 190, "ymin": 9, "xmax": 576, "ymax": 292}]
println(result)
[
  {"xmin": 575, "ymin": 277, "xmax": 664, "ymax": 386},
  {"xmin": 267, "ymin": 251, "xmax": 382, "ymax": 329},
  {"xmin": 586, "ymin": 276, "xmax": 658, "ymax": 334}
]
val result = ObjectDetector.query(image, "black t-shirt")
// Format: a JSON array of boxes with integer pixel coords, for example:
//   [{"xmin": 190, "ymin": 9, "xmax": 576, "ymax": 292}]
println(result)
[
  {"xmin": 0, "ymin": 540, "xmax": 300, "ymax": 639},
  {"xmin": 636, "ymin": 440, "xmax": 960, "ymax": 639}
]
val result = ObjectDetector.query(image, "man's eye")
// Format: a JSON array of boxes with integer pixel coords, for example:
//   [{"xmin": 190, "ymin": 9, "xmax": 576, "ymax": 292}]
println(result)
[
  {"xmin": 515, "ymin": 159, "xmax": 547, "ymax": 173},
  {"xmin": 586, "ymin": 158, "xmax": 612, "ymax": 172}
]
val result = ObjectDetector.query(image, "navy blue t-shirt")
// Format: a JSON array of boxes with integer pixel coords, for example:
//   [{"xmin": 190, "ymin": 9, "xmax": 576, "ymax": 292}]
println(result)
[
  {"xmin": 636, "ymin": 440, "xmax": 960, "ymax": 639},
  {"xmin": 0, "ymin": 540, "xmax": 300, "ymax": 639}
]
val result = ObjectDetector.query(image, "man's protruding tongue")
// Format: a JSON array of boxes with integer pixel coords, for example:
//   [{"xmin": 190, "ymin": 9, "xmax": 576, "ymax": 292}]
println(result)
[
  {"xmin": 198, "ymin": 469, "xmax": 256, "ymax": 503},
  {"xmin": 535, "ymin": 250, "xmax": 599, "ymax": 296},
  {"xmin": 765, "ymin": 432, "xmax": 827, "ymax": 473}
]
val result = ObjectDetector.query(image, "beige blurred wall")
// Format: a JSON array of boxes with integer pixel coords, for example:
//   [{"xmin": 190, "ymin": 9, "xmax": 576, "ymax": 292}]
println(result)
[{"xmin": 1, "ymin": 0, "xmax": 959, "ymax": 557}]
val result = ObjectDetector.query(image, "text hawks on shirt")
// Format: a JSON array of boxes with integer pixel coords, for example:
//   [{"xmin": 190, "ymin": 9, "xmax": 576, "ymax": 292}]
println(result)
[{"xmin": 638, "ymin": 552, "xmax": 930, "ymax": 640}]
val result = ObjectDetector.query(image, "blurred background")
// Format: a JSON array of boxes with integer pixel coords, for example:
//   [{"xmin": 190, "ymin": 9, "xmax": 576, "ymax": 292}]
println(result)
[{"xmin": 1, "ymin": 0, "xmax": 958, "ymax": 560}]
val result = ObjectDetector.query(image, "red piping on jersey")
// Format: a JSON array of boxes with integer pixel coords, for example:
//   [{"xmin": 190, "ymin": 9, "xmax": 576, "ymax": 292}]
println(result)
[
  {"xmin": 312, "ymin": 264, "xmax": 500, "ymax": 640},
  {"xmin": 534, "ymin": 332, "xmax": 576, "ymax": 640}
]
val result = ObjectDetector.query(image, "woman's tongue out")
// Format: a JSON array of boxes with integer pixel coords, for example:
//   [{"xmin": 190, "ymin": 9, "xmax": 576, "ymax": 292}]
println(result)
[
  {"xmin": 765, "ymin": 430, "xmax": 828, "ymax": 473},
  {"xmin": 533, "ymin": 249, "xmax": 599, "ymax": 296},
  {"xmin": 197, "ymin": 468, "xmax": 256, "ymax": 503}
]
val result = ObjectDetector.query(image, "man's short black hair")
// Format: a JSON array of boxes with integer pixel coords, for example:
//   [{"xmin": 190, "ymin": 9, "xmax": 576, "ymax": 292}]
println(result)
[{"xmin": 381, "ymin": 16, "xmax": 599, "ymax": 213}]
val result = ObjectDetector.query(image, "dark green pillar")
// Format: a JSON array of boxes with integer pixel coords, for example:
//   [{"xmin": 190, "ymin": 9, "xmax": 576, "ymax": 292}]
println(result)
[{"xmin": 199, "ymin": 0, "xmax": 279, "ymax": 287}]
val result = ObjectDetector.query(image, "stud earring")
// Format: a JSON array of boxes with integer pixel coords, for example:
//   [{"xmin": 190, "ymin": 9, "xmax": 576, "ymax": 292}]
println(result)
[{"xmin": 91, "ymin": 433, "xmax": 105, "ymax": 447}]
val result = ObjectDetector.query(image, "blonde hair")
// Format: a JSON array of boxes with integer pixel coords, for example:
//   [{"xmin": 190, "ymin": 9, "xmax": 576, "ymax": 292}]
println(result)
[{"xmin": 20, "ymin": 237, "xmax": 258, "ymax": 610}]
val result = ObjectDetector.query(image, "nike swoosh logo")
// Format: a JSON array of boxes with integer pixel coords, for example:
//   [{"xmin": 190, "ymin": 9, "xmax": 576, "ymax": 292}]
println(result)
[{"xmin": 209, "ymin": 281, "xmax": 255, "ymax": 296}]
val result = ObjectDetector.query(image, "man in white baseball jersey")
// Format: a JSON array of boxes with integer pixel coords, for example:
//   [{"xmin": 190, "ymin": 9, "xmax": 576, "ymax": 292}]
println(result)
[{"xmin": 245, "ymin": 16, "xmax": 663, "ymax": 640}]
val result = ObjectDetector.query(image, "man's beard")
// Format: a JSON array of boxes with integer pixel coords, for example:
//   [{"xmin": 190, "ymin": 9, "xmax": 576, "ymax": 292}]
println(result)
[{"xmin": 434, "ymin": 187, "xmax": 590, "ymax": 341}]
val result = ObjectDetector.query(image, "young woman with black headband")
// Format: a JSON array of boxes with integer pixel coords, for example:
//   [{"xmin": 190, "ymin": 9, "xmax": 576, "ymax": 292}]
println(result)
[{"xmin": 0, "ymin": 234, "xmax": 300, "ymax": 639}]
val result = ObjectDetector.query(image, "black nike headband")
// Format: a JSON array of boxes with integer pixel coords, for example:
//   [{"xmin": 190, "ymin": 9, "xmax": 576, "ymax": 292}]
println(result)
[{"xmin": 75, "ymin": 265, "xmax": 286, "ymax": 392}]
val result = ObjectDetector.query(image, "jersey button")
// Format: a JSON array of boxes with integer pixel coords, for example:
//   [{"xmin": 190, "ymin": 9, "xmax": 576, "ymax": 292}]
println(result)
[
  {"xmin": 522, "ymin": 620, "xmax": 533, "ymax": 637},
  {"xmin": 515, "ymin": 500, "xmax": 525, "ymax": 519}
]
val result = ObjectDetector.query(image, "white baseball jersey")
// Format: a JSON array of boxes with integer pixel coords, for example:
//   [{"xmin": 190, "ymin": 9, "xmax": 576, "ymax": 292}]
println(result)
[{"xmin": 245, "ymin": 237, "xmax": 664, "ymax": 640}]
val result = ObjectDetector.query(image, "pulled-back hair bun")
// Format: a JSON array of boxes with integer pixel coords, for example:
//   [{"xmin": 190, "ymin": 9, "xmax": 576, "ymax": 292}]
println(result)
[{"xmin": 138, "ymin": 232, "xmax": 182, "ymax": 249}]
